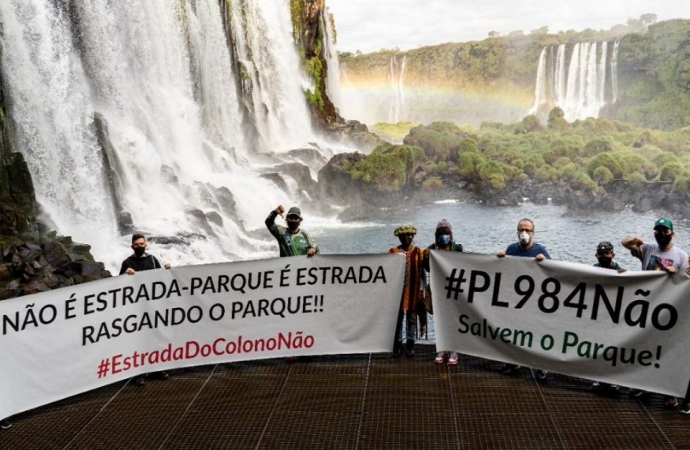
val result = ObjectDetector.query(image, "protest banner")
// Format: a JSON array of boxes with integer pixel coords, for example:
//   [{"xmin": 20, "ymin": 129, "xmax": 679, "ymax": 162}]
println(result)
[
  {"xmin": 430, "ymin": 251, "xmax": 690, "ymax": 397},
  {"xmin": 0, "ymin": 254, "xmax": 404, "ymax": 419}
]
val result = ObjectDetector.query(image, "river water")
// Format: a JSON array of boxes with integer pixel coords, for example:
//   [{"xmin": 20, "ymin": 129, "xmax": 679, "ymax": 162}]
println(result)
[{"xmin": 304, "ymin": 200, "xmax": 690, "ymax": 342}]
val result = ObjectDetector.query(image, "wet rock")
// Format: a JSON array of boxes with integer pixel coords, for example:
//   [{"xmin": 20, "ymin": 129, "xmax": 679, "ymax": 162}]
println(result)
[
  {"xmin": 260, "ymin": 173, "xmax": 289, "ymax": 192},
  {"xmin": 22, "ymin": 279, "xmax": 49, "ymax": 295},
  {"xmin": 195, "ymin": 182, "xmax": 219, "ymax": 210},
  {"xmin": 287, "ymin": 148, "xmax": 329, "ymax": 167},
  {"xmin": 161, "ymin": 165, "xmax": 179, "ymax": 184},
  {"xmin": 148, "ymin": 235, "xmax": 188, "ymax": 246},
  {"xmin": 214, "ymin": 186, "xmax": 238, "ymax": 222},
  {"xmin": 274, "ymin": 162, "xmax": 318, "ymax": 196},
  {"xmin": 118, "ymin": 212, "xmax": 135, "ymax": 235},
  {"xmin": 43, "ymin": 241, "xmax": 72, "ymax": 268},
  {"xmin": 205, "ymin": 211, "xmax": 223, "ymax": 227},
  {"xmin": 184, "ymin": 206, "xmax": 216, "ymax": 236}
]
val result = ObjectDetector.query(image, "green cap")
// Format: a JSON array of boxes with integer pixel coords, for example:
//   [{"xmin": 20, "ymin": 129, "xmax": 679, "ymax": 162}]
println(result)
[{"xmin": 654, "ymin": 217, "xmax": 673, "ymax": 230}]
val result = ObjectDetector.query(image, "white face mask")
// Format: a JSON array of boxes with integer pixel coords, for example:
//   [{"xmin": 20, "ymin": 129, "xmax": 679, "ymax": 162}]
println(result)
[{"xmin": 519, "ymin": 232, "xmax": 531, "ymax": 245}]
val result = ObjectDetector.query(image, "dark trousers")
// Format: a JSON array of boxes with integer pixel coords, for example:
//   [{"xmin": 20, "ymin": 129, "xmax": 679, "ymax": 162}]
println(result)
[{"xmin": 393, "ymin": 310, "xmax": 416, "ymax": 345}]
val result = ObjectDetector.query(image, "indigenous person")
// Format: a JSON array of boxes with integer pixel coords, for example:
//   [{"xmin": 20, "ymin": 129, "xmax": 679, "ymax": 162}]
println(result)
[
  {"xmin": 265, "ymin": 205, "xmax": 318, "ymax": 257},
  {"xmin": 497, "ymin": 218, "xmax": 550, "ymax": 380},
  {"xmin": 591, "ymin": 241, "xmax": 625, "ymax": 391},
  {"xmin": 423, "ymin": 219, "xmax": 463, "ymax": 365},
  {"xmin": 120, "ymin": 233, "xmax": 171, "ymax": 385},
  {"xmin": 622, "ymin": 217, "xmax": 688, "ymax": 409},
  {"xmin": 389, "ymin": 224, "xmax": 425, "ymax": 357}
]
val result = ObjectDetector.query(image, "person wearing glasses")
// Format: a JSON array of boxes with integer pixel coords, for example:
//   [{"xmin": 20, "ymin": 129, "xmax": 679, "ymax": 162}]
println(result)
[
  {"xmin": 622, "ymin": 217, "xmax": 688, "ymax": 410},
  {"xmin": 496, "ymin": 218, "xmax": 551, "ymax": 379}
]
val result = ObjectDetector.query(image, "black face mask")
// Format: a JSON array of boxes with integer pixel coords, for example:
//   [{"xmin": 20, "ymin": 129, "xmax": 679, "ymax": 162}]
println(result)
[
  {"xmin": 655, "ymin": 234, "xmax": 672, "ymax": 248},
  {"xmin": 287, "ymin": 221, "xmax": 300, "ymax": 232},
  {"xmin": 133, "ymin": 246, "xmax": 146, "ymax": 257},
  {"xmin": 597, "ymin": 257, "xmax": 612, "ymax": 267},
  {"xmin": 398, "ymin": 235, "xmax": 414, "ymax": 248}
]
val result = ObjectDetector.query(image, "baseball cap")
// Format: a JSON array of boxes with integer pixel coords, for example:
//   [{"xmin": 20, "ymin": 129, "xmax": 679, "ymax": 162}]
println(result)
[
  {"xmin": 596, "ymin": 241, "xmax": 614, "ymax": 254},
  {"xmin": 286, "ymin": 206, "xmax": 302, "ymax": 219},
  {"xmin": 654, "ymin": 217, "xmax": 673, "ymax": 230}
]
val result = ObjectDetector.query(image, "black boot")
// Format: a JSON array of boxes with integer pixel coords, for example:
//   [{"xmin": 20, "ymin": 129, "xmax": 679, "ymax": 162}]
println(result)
[
  {"xmin": 405, "ymin": 339, "xmax": 415, "ymax": 357},
  {"xmin": 392, "ymin": 340, "xmax": 403, "ymax": 357}
]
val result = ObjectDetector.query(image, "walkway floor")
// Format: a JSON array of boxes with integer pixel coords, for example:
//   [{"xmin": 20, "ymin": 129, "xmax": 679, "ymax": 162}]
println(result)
[{"xmin": 1, "ymin": 345, "xmax": 689, "ymax": 449}]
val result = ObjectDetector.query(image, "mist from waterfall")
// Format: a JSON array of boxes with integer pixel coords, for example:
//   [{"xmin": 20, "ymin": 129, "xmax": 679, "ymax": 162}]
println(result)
[
  {"xmin": 0, "ymin": 0, "xmax": 331, "ymax": 271},
  {"xmin": 529, "ymin": 40, "xmax": 619, "ymax": 121},
  {"xmin": 338, "ymin": 54, "xmax": 408, "ymax": 125}
]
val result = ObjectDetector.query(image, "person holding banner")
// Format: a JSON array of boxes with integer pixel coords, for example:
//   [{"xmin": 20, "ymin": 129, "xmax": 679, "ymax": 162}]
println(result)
[
  {"xmin": 389, "ymin": 224, "xmax": 425, "ymax": 357},
  {"xmin": 591, "ymin": 241, "xmax": 625, "ymax": 392},
  {"xmin": 119, "ymin": 233, "xmax": 172, "ymax": 275},
  {"xmin": 265, "ymin": 205, "xmax": 318, "ymax": 258},
  {"xmin": 622, "ymin": 217, "xmax": 688, "ymax": 408},
  {"xmin": 423, "ymin": 219, "xmax": 463, "ymax": 365},
  {"xmin": 266, "ymin": 205, "xmax": 318, "ymax": 363},
  {"xmin": 120, "ymin": 233, "xmax": 172, "ymax": 385},
  {"xmin": 496, "ymin": 218, "xmax": 550, "ymax": 379}
]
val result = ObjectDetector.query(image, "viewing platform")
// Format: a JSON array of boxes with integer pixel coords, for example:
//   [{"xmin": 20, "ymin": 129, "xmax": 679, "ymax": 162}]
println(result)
[{"xmin": 1, "ymin": 345, "xmax": 687, "ymax": 449}]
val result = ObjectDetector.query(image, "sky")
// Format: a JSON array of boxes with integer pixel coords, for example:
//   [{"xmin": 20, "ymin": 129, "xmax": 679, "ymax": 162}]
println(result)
[{"xmin": 327, "ymin": 0, "xmax": 689, "ymax": 54}]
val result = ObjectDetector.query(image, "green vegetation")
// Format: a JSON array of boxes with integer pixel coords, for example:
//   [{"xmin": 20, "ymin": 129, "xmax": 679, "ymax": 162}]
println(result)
[
  {"xmin": 370, "ymin": 121, "xmax": 418, "ymax": 143},
  {"xmin": 336, "ymin": 110, "xmax": 690, "ymax": 198},
  {"xmin": 290, "ymin": 0, "xmax": 327, "ymax": 111},
  {"xmin": 349, "ymin": 144, "xmax": 426, "ymax": 191},
  {"xmin": 340, "ymin": 17, "xmax": 690, "ymax": 131}
]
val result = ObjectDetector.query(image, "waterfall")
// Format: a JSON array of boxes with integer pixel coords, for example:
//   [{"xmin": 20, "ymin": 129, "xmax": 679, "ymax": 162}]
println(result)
[
  {"xmin": 388, "ymin": 55, "xmax": 406, "ymax": 123},
  {"xmin": 0, "ymin": 0, "xmax": 119, "ymax": 258},
  {"xmin": 529, "ymin": 40, "xmax": 620, "ymax": 121},
  {"xmin": 322, "ymin": 8, "xmax": 342, "ymax": 113},
  {"xmin": 226, "ymin": 0, "xmax": 314, "ymax": 152},
  {"xmin": 0, "ymin": 0, "xmax": 329, "ymax": 270},
  {"xmin": 528, "ymin": 48, "xmax": 547, "ymax": 114},
  {"xmin": 555, "ymin": 45, "xmax": 567, "ymax": 106},
  {"xmin": 611, "ymin": 41, "xmax": 620, "ymax": 103}
]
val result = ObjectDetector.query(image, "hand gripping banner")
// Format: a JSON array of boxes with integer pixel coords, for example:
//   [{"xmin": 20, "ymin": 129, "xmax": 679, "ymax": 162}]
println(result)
[
  {"xmin": 0, "ymin": 254, "xmax": 404, "ymax": 419},
  {"xmin": 430, "ymin": 251, "xmax": 690, "ymax": 397}
]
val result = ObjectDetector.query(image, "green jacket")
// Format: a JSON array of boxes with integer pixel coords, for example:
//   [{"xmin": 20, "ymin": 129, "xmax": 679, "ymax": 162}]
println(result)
[{"xmin": 265, "ymin": 210, "xmax": 318, "ymax": 257}]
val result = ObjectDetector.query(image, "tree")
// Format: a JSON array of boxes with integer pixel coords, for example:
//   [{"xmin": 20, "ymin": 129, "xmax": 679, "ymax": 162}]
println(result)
[
  {"xmin": 488, "ymin": 31, "xmax": 500, "ymax": 38},
  {"xmin": 530, "ymin": 26, "xmax": 549, "ymax": 35},
  {"xmin": 640, "ymin": 14, "xmax": 658, "ymax": 26}
]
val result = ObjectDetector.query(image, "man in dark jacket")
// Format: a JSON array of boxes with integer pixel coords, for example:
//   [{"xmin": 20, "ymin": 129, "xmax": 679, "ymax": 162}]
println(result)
[
  {"xmin": 120, "ymin": 233, "xmax": 171, "ymax": 274},
  {"xmin": 120, "ymin": 233, "xmax": 171, "ymax": 385}
]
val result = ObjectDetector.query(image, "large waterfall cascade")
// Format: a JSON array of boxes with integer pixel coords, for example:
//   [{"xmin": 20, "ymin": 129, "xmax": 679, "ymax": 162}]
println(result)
[
  {"xmin": 388, "ymin": 55, "xmax": 406, "ymax": 124},
  {"xmin": 337, "ymin": 53, "xmax": 408, "ymax": 126},
  {"xmin": 0, "ymin": 0, "xmax": 343, "ymax": 271},
  {"xmin": 529, "ymin": 40, "xmax": 620, "ymax": 121},
  {"xmin": 322, "ymin": 8, "xmax": 343, "ymax": 113}
]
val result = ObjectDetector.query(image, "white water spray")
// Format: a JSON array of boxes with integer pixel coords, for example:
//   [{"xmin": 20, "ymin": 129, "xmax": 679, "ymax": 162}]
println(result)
[
  {"xmin": 322, "ymin": 8, "xmax": 343, "ymax": 113},
  {"xmin": 0, "ymin": 0, "xmax": 330, "ymax": 271},
  {"xmin": 529, "ymin": 40, "xmax": 620, "ymax": 121},
  {"xmin": 388, "ymin": 55, "xmax": 406, "ymax": 123}
]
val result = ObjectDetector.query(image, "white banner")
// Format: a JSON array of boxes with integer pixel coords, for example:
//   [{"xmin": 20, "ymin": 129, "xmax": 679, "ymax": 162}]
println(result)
[
  {"xmin": 430, "ymin": 251, "xmax": 690, "ymax": 397},
  {"xmin": 0, "ymin": 254, "xmax": 404, "ymax": 419}
]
